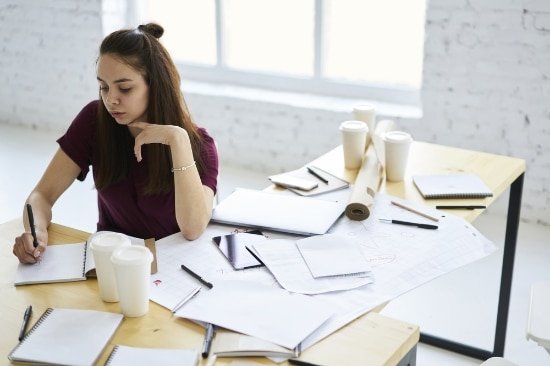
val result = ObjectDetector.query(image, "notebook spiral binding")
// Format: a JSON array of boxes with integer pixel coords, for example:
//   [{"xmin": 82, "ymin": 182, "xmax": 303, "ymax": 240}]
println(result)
[
  {"xmin": 14, "ymin": 308, "xmax": 53, "ymax": 346},
  {"xmin": 105, "ymin": 345, "xmax": 120, "ymax": 365},
  {"xmin": 82, "ymin": 241, "xmax": 88, "ymax": 278}
]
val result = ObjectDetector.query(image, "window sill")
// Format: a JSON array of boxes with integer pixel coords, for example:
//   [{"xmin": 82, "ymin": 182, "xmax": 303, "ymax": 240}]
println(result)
[{"xmin": 182, "ymin": 80, "xmax": 422, "ymax": 120}]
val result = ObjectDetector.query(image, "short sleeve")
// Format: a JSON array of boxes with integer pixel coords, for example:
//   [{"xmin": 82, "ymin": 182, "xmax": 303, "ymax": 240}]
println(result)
[
  {"xmin": 56, "ymin": 101, "xmax": 98, "ymax": 181},
  {"xmin": 197, "ymin": 128, "xmax": 219, "ymax": 194}
]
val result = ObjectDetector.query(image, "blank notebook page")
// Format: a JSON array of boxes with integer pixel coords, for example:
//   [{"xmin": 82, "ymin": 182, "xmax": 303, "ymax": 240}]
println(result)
[{"xmin": 412, "ymin": 174, "xmax": 493, "ymax": 199}]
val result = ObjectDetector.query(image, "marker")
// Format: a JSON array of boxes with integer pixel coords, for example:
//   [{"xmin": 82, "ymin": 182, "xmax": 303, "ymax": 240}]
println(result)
[
  {"xmin": 19, "ymin": 305, "xmax": 32, "ymax": 341},
  {"xmin": 201, "ymin": 323, "xmax": 215, "ymax": 358},
  {"xmin": 379, "ymin": 218, "xmax": 438, "ymax": 230},
  {"xmin": 180, "ymin": 264, "xmax": 213, "ymax": 289},
  {"xmin": 306, "ymin": 167, "xmax": 328, "ymax": 184},
  {"xmin": 436, "ymin": 205, "xmax": 486, "ymax": 210},
  {"xmin": 26, "ymin": 204, "xmax": 39, "ymax": 248}
]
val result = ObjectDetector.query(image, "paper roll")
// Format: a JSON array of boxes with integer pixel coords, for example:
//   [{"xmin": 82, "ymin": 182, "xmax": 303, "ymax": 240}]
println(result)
[{"xmin": 345, "ymin": 120, "xmax": 395, "ymax": 221}]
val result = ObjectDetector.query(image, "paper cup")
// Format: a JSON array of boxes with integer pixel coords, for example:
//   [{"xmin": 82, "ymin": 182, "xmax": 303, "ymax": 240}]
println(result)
[
  {"xmin": 90, "ymin": 232, "xmax": 131, "ymax": 302},
  {"xmin": 111, "ymin": 246, "xmax": 153, "ymax": 317},
  {"xmin": 352, "ymin": 104, "xmax": 376, "ymax": 137},
  {"xmin": 384, "ymin": 131, "xmax": 413, "ymax": 181},
  {"xmin": 340, "ymin": 120, "xmax": 368, "ymax": 169}
]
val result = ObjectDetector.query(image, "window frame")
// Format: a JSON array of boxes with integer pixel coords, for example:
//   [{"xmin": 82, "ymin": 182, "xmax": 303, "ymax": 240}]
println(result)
[{"xmin": 135, "ymin": 0, "xmax": 421, "ymax": 106}]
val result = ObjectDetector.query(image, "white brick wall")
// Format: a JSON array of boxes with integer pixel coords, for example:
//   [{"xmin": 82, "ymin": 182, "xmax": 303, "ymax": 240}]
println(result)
[
  {"xmin": 0, "ymin": 0, "xmax": 102, "ymax": 129},
  {"xmin": 0, "ymin": 0, "xmax": 547, "ymax": 225}
]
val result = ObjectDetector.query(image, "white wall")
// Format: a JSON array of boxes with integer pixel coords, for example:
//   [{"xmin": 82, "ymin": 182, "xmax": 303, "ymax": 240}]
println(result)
[{"xmin": 0, "ymin": 0, "xmax": 548, "ymax": 225}]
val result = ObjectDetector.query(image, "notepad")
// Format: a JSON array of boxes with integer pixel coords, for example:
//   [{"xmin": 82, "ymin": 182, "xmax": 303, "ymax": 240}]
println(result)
[
  {"xmin": 212, "ymin": 330, "xmax": 297, "ymax": 358},
  {"xmin": 8, "ymin": 308, "xmax": 123, "ymax": 366},
  {"xmin": 269, "ymin": 165, "xmax": 350, "ymax": 197},
  {"xmin": 105, "ymin": 345, "xmax": 199, "ymax": 366},
  {"xmin": 412, "ymin": 174, "xmax": 493, "ymax": 199},
  {"xmin": 211, "ymin": 188, "xmax": 345, "ymax": 235},
  {"xmin": 13, "ymin": 231, "xmax": 146, "ymax": 286}
]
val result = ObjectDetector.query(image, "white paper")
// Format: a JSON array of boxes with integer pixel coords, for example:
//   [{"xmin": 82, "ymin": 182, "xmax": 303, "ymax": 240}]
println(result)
[
  {"xmin": 252, "ymin": 239, "xmax": 374, "ymax": 295},
  {"xmin": 106, "ymin": 345, "xmax": 199, "ymax": 366},
  {"xmin": 296, "ymin": 234, "xmax": 371, "ymax": 278},
  {"xmin": 175, "ymin": 280, "xmax": 334, "ymax": 349}
]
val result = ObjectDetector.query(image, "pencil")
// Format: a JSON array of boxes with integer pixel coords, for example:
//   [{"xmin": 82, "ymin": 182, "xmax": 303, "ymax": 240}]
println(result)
[
  {"xmin": 390, "ymin": 200, "xmax": 440, "ymax": 222},
  {"xmin": 306, "ymin": 167, "xmax": 328, "ymax": 184}
]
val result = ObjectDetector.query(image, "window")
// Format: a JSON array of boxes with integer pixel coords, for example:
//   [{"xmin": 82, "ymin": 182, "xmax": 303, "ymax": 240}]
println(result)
[{"xmin": 144, "ymin": 0, "xmax": 426, "ymax": 105}]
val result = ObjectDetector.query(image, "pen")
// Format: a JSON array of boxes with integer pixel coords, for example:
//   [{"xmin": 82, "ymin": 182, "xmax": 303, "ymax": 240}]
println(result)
[
  {"xmin": 379, "ymin": 218, "xmax": 438, "ymax": 230},
  {"xmin": 436, "ymin": 205, "xmax": 486, "ymax": 210},
  {"xmin": 306, "ymin": 167, "xmax": 328, "ymax": 184},
  {"xmin": 26, "ymin": 204, "xmax": 39, "ymax": 248},
  {"xmin": 180, "ymin": 264, "xmax": 213, "ymax": 289},
  {"xmin": 19, "ymin": 305, "xmax": 32, "ymax": 341},
  {"xmin": 201, "ymin": 323, "xmax": 215, "ymax": 358}
]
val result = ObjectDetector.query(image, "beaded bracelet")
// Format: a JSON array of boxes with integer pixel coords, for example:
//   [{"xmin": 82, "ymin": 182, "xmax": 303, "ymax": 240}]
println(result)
[{"xmin": 171, "ymin": 161, "xmax": 196, "ymax": 172}]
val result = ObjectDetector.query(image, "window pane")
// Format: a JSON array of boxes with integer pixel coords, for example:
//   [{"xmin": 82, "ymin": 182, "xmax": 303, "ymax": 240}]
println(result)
[
  {"xmin": 150, "ymin": 0, "xmax": 216, "ymax": 65},
  {"xmin": 323, "ymin": 0, "xmax": 426, "ymax": 88},
  {"xmin": 223, "ymin": 0, "xmax": 314, "ymax": 76}
]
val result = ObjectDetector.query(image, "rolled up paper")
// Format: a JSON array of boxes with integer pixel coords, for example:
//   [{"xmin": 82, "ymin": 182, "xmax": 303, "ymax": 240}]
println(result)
[{"xmin": 345, "ymin": 120, "xmax": 395, "ymax": 221}]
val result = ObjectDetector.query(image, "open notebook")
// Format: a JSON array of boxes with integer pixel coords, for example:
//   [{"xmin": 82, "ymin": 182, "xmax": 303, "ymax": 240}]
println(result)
[
  {"xmin": 413, "ymin": 174, "xmax": 493, "ymax": 199},
  {"xmin": 14, "ymin": 231, "xmax": 145, "ymax": 286},
  {"xmin": 8, "ymin": 308, "xmax": 123, "ymax": 366}
]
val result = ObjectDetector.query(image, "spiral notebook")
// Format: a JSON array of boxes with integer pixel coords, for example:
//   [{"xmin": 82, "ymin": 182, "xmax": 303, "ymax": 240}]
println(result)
[
  {"xmin": 105, "ymin": 345, "xmax": 199, "ymax": 366},
  {"xmin": 413, "ymin": 174, "xmax": 493, "ymax": 199},
  {"xmin": 8, "ymin": 308, "xmax": 123, "ymax": 366}
]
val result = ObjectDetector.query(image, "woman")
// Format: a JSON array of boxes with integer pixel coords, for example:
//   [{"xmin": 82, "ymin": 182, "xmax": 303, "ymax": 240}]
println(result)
[{"xmin": 13, "ymin": 23, "xmax": 218, "ymax": 264}]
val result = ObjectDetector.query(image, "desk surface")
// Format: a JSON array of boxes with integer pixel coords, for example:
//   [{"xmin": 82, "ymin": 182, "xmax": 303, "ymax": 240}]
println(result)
[
  {"xmin": 311, "ymin": 141, "xmax": 525, "ymax": 223},
  {"xmin": 0, "ymin": 220, "xmax": 419, "ymax": 366}
]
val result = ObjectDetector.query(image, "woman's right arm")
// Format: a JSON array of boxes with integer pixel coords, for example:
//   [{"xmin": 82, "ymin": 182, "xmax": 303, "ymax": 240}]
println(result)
[{"xmin": 12, "ymin": 148, "xmax": 82, "ymax": 264}]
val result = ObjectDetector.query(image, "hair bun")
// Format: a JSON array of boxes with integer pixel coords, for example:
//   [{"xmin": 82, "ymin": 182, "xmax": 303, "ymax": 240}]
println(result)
[{"xmin": 138, "ymin": 23, "xmax": 164, "ymax": 39}]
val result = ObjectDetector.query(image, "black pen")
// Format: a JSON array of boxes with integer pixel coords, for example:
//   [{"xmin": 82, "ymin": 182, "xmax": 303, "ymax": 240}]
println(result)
[
  {"xmin": 436, "ymin": 205, "xmax": 486, "ymax": 210},
  {"xmin": 201, "ymin": 323, "xmax": 215, "ymax": 358},
  {"xmin": 181, "ymin": 264, "xmax": 213, "ymax": 289},
  {"xmin": 306, "ymin": 167, "xmax": 328, "ymax": 184},
  {"xmin": 379, "ymin": 218, "xmax": 438, "ymax": 230},
  {"xmin": 26, "ymin": 204, "xmax": 39, "ymax": 248},
  {"xmin": 19, "ymin": 305, "xmax": 32, "ymax": 341}
]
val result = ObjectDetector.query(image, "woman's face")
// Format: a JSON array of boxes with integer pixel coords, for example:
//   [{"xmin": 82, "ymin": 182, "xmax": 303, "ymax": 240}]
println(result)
[{"xmin": 96, "ymin": 54, "xmax": 149, "ymax": 126}]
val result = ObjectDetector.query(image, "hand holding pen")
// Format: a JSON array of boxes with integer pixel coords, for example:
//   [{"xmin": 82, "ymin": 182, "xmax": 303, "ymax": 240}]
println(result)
[{"xmin": 13, "ymin": 204, "xmax": 46, "ymax": 264}]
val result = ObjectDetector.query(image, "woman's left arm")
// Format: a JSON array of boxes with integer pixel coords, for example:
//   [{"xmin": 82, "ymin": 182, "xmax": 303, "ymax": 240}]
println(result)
[{"xmin": 131, "ymin": 122, "xmax": 214, "ymax": 240}]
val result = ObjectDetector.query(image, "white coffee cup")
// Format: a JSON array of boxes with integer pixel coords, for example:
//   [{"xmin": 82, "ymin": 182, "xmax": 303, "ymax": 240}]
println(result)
[
  {"xmin": 111, "ymin": 246, "xmax": 153, "ymax": 317},
  {"xmin": 340, "ymin": 120, "xmax": 369, "ymax": 169},
  {"xmin": 90, "ymin": 232, "xmax": 131, "ymax": 302},
  {"xmin": 352, "ymin": 104, "xmax": 376, "ymax": 138},
  {"xmin": 384, "ymin": 131, "xmax": 413, "ymax": 181}
]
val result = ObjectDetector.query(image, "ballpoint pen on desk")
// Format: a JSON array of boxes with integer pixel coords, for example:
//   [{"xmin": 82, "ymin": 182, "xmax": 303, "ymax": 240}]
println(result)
[
  {"xmin": 306, "ymin": 166, "xmax": 328, "ymax": 184},
  {"xmin": 201, "ymin": 323, "xmax": 215, "ymax": 358},
  {"xmin": 180, "ymin": 264, "xmax": 213, "ymax": 289},
  {"xmin": 436, "ymin": 205, "xmax": 487, "ymax": 210},
  {"xmin": 379, "ymin": 218, "xmax": 438, "ymax": 230},
  {"xmin": 25, "ymin": 204, "xmax": 39, "ymax": 248},
  {"xmin": 19, "ymin": 305, "xmax": 32, "ymax": 341}
]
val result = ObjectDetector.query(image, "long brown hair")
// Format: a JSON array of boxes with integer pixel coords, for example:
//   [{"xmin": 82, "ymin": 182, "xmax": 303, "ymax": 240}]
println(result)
[{"xmin": 95, "ymin": 23, "xmax": 204, "ymax": 194}]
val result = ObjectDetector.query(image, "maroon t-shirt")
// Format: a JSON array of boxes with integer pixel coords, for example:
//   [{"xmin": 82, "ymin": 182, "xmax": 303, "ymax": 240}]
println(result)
[{"xmin": 57, "ymin": 100, "xmax": 219, "ymax": 240}]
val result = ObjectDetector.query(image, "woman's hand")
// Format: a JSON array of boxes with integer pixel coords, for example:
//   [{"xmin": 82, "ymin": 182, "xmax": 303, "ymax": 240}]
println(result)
[
  {"xmin": 12, "ymin": 229, "xmax": 48, "ymax": 264},
  {"xmin": 129, "ymin": 121, "xmax": 190, "ymax": 162}
]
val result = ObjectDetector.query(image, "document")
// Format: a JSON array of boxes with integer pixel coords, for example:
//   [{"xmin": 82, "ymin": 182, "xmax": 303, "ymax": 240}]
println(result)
[
  {"xmin": 106, "ymin": 345, "xmax": 199, "ymax": 366},
  {"xmin": 175, "ymin": 279, "xmax": 334, "ymax": 349},
  {"xmin": 8, "ymin": 308, "xmax": 123, "ymax": 366},
  {"xmin": 252, "ymin": 238, "xmax": 373, "ymax": 295}
]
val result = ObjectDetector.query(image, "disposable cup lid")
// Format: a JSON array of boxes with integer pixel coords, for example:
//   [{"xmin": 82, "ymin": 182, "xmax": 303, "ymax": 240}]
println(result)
[
  {"xmin": 111, "ymin": 246, "xmax": 153, "ymax": 266},
  {"xmin": 384, "ymin": 131, "xmax": 412, "ymax": 143},
  {"xmin": 90, "ymin": 232, "xmax": 131, "ymax": 252},
  {"xmin": 339, "ymin": 120, "xmax": 368, "ymax": 132}
]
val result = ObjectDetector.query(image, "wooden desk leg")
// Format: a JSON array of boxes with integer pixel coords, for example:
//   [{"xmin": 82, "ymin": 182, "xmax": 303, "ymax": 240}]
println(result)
[{"xmin": 419, "ymin": 173, "xmax": 524, "ymax": 360}]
